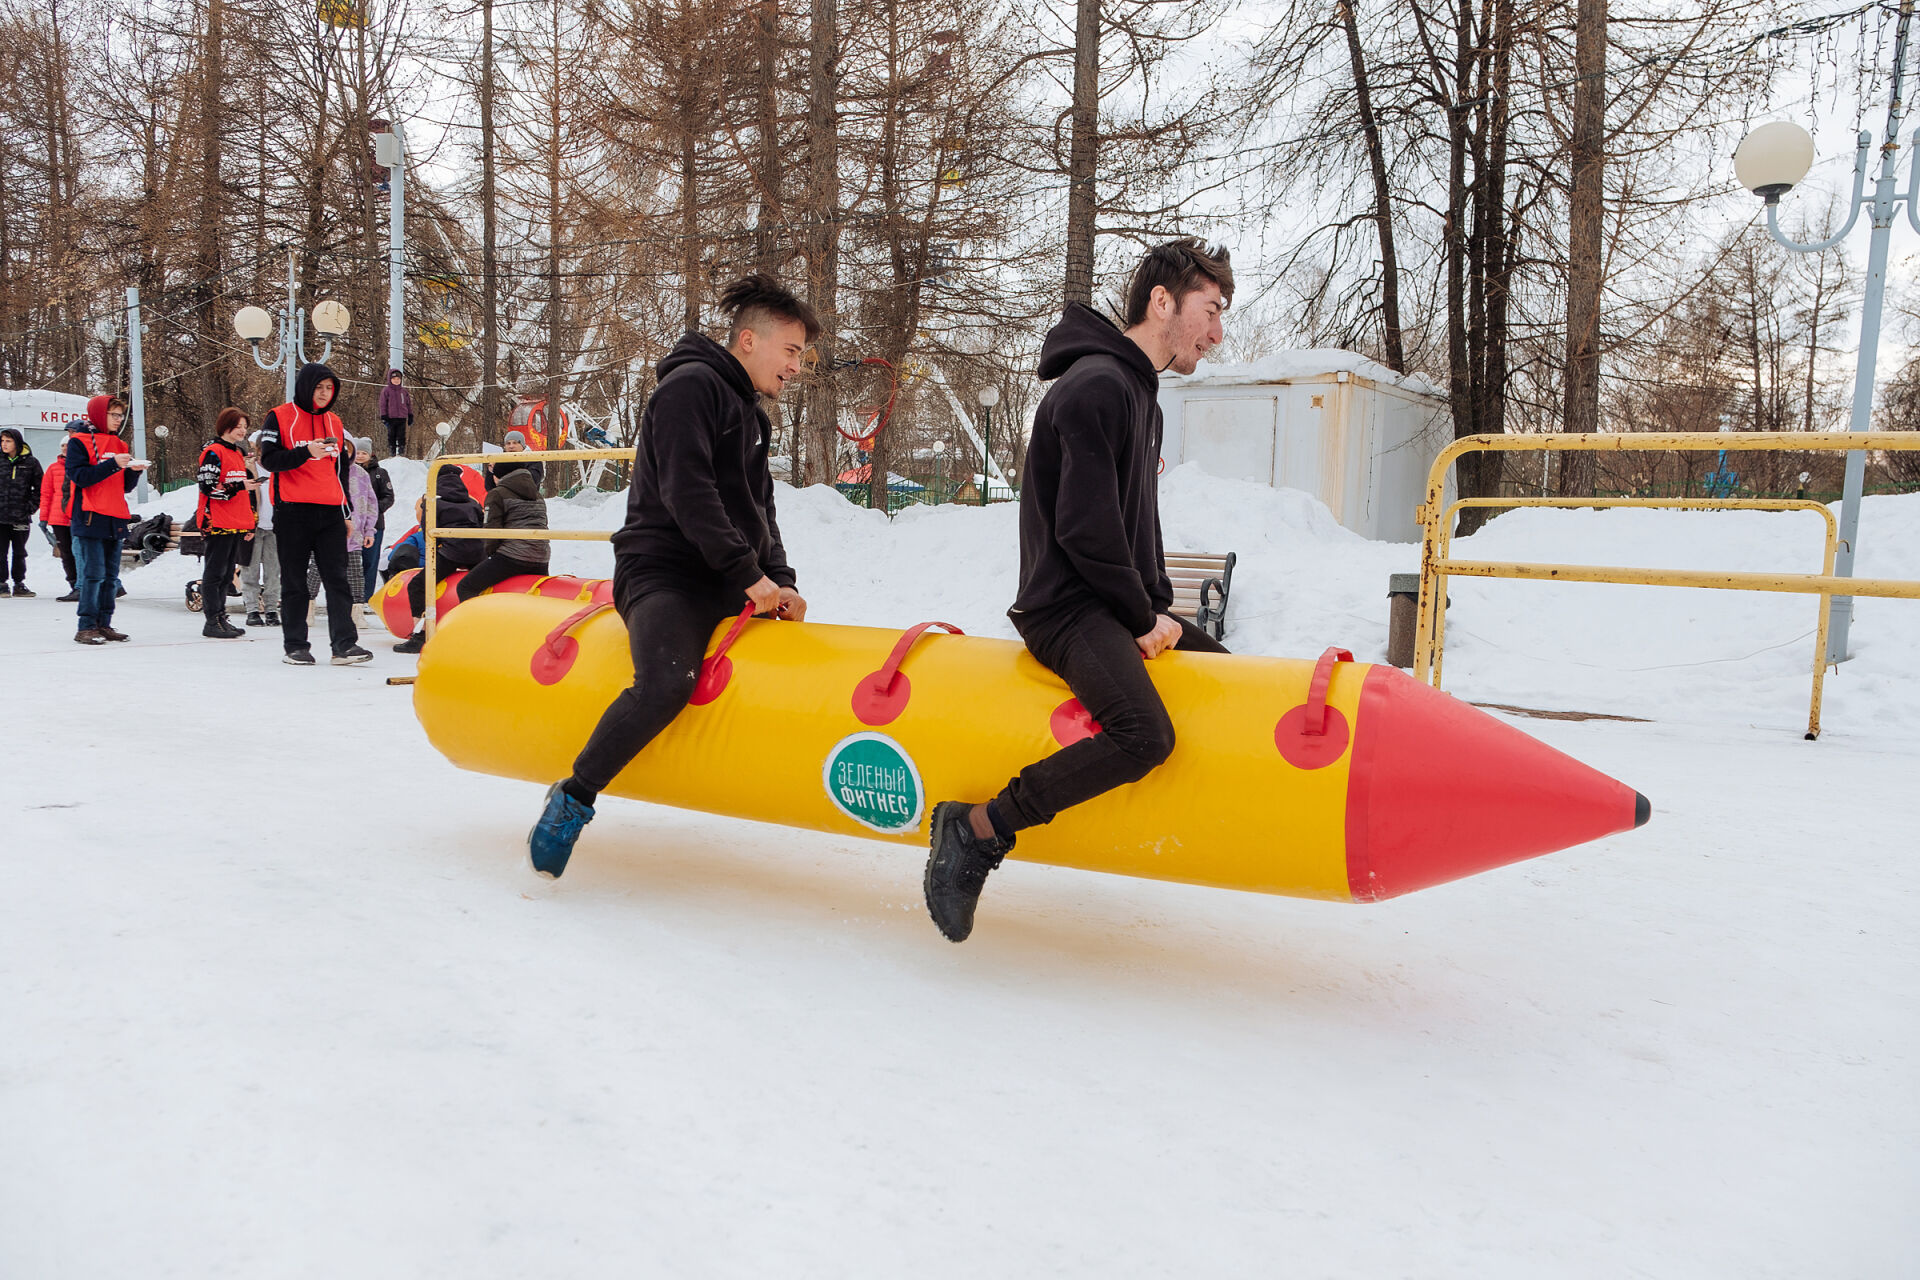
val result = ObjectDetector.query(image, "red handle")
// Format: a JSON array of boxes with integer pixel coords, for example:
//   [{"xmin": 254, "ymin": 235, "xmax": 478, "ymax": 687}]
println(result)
[
  {"xmin": 1303, "ymin": 646, "xmax": 1354, "ymax": 737},
  {"xmin": 530, "ymin": 600, "xmax": 616, "ymax": 686},
  {"xmin": 707, "ymin": 603, "xmax": 756, "ymax": 664},
  {"xmin": 863, "ymin": 621, "xmax": 965, "ymax": 697}
]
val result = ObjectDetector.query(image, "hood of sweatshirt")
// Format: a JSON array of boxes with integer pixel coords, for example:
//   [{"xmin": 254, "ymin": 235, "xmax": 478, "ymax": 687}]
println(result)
[
  {"xmin": 656, "ymin": 331, "xmax": 756, "ymax": 402},
  {"xmin": 496, "ymin": 466, "xmax": 539, "ymax": 500},
  {"xmin": 293, "ymin": 362, "xmax": 340, "ymax": 415},
  {"xmin": 1035, "ymin": 303, "xmax": 1159, "ymax": 386},
  {"xmin": 437, "ymin": 465, "xmax": 479, "ymax": 503},
  {"xmin": 1, "ymin": 428, "xmax": 27, "ymax": 458},
  {"xmin": 85, "ymin": 395, "xmax": 117, "ymax": 431}
]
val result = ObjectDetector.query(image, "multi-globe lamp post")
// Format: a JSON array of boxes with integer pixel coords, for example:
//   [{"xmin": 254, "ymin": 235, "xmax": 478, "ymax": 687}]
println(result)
[
  {"xmin": 232, "ymin": 253, "xmax": 352, "ymax": 404},
  {"xmin": 1731, "ymin": 6, "xmax": 1919, "ymax": 662}
]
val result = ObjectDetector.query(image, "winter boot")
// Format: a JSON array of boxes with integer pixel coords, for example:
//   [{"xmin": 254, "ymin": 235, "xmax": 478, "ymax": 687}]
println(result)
[
  {"xmin": 393, "ymin": 630, "xmax": 425, "ymax": 654},
  {"xmin": 203, "ymin": 615, "xmax": 233, "ymax": 638},
  {"xmin": 263, "ymin": 610, "xmax": 280, "ymax": 626},
  {"xmin": 923, "ymin": 801, "xmax": 1015, "ymax": 943},
  {"xmin": 74, "ymin": 628, "xmax": 106, "ymax": 645},
  {"xmin": 245, "ymin": 611, "xmax": 265, "ymax": 627},
  {"xmin": 528, "ymin": 780, "xmax": 596, "ymax": 879}
]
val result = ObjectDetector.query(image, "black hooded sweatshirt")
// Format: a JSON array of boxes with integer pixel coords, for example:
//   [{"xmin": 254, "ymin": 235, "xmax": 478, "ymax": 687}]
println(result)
[
  {"xmin": 428, "ymin": 464, "xmax": 486, "ymax": 568},
  {"xmin": 611, "ymin": 332, "xmax": 795, "ymax": 596},
  {"xmin": 259, "ymin": 363, "xmax": 355, "ymax": 505},
  {"xmin": 1009, "ymin": 304, "xmax": 1174, "ymax": 639}
]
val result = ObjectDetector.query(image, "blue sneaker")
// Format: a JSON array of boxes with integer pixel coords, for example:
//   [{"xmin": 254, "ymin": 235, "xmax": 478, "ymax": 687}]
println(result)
[{"xmin": 529, "ymin": 780, "xmax": 595, "ymax": 879}]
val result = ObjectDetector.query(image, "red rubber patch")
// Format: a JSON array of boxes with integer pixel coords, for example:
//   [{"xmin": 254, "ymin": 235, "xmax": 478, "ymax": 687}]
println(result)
[
  {"xmin": 1050, "ymin": 699, "xmax": 1103, "ymax": 746},
  {"xmin": 1274, "ymin": 703, "xmax": 1351, "ymax": 769},
  {"xmin": 530, "ymin": 635, "xmax": 579, "ymax": 686},
  {"xmin": 690, "ymin": 655, "xmax": 732, "ymax": 705},
  {"xmin": 852, "ymin": 671, "xmax": 910, "ymax": 726}
]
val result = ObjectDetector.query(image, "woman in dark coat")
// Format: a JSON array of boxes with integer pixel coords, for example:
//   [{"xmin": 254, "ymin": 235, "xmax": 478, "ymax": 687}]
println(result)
[{"xmin": 0, "ymin": 428, "xmax": 47, "ymax": 596}]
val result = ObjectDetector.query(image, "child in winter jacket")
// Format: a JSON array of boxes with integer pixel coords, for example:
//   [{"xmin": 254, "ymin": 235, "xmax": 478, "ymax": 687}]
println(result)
[
  {"xmin": 0, "ymin": 428, "xmax": 44, "ymax": 596},
  {"xmin": 378, "ymin": 370, "xmax": 414, "ymax": 457},
  {"xmin": 457, "ymin": 464, "xmax": 551, "ymax": 601}
]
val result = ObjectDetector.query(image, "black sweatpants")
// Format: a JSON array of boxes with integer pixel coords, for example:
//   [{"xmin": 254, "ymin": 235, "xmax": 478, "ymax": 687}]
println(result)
[
  {"xmin": 52, "ymin": 524, "xmax": 75, "ymax": 586},
  {"xmin": 384, "ymin": 417, "xmax": 408, "ymax": 457},
  {"xmin": 404, "ymin": 548, "xmax": 482, "ymax": 620},
  {"xmin": 275, "ymin": 501, "xmax": 359, "ymax": 655},
  {"xmin": 4, "ymin": 527, "xmax": 26, "ymax": 584},
  {"xmin": 202, "ymin": 532, "xmax": 244, "ymax": 618},
  {"xmin": 993, "ymin": 604, "xmax": 1229, "ymax": 832},
  {"xmin": 455, "ymin": 552, "xmax": 548, "ymax": 602},
  {"xmin": 570, "ymin": 586, "xmax": 737, "ymax": 795}
]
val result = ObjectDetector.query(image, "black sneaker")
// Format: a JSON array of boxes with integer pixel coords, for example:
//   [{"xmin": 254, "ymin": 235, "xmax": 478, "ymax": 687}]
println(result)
[
  {"xmin": 245, "ymin": 611, "xmax": 265, "ymax": 627},
  {"xmin": 283, "ymin": 647, "xmax": 316, "ymax": 666},
  {"xmin": 923, "ymin": 801, "xmax": 1015, "ymax": 943},
  {"xmin": 263, "ymin": 611, "xmax": 280, "ymax": 626},
  {"xmin": 393, "ymin": 631, "xmax": 425, "ymax": 654},
  {"xmin": 0, "ymin": 584, "xmax": 10, "ymax": 597},
  {"xmin": 56, "ymin": 589, "xmax": 79, "ymax": 603},
  {"xmin": 331, "ymin": 644, "xmax": 373, "ymax": 666},
  {"xmin": 10, "ymin": 584, "xmax": 30, "ymax": 598}
]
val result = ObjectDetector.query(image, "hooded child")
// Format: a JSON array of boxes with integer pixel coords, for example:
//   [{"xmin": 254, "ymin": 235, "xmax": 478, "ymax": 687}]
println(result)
[{"xmin": 0, "ymin": 428, "xmax": 44, "ymax": 596}]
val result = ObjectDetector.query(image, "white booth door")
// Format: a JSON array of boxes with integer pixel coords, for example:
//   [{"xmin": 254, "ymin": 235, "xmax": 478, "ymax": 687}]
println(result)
[{"xmin": 1179, "ymin": 396, "xmax": 1276, "ymax": 483}]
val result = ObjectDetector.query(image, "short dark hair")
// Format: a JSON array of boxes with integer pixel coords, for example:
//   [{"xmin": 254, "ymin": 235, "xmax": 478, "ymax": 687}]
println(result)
[
  {"xmin": 214, "ymin": 406, "xmax": 250, "ymax": 438},
  {"xmin": 1121, "ymin": 238, "xmax": 1235, "ymax": 327},
  {"xmin": 719, "ymin": 273, "xmax": 822, "ymax": 345}
]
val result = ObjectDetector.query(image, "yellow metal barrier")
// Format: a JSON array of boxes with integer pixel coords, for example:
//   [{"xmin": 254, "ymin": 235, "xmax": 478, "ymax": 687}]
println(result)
[
  {"xmin": 423, "ymin": 449, "xmax": 631, "ymax": 641},
  {"xmin": 1414, "ymin": 433, "xmax": 1920, "ymax": 740}
]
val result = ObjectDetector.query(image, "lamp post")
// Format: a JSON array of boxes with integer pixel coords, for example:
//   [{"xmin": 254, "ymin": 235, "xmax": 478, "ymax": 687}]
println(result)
[
  {"xmin": 933, "ymin": 438, "xmax": 947, "ymax": 503},
  {"xmin": 151, "ymin": 424, "xmax": 169, "ymax": 491},
  {"xmin": 234, "ymin": 251, "xmax": 352, "ymax": 403},
  {"xmin": 374, "ymin": 123, "xmax": 406, "ymax": 377},
  {"xmin": 1733, "ymin": 1, "xmax": 1919, "ymax": 662},
  {"xmin": 976, "ymin": 384, "xmax": 999, "ymax": 504}
]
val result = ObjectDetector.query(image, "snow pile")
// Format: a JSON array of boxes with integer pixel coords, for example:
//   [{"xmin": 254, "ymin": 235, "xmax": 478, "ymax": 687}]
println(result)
[
  {"xmin": 0, "ymin": 455, "xmax": 1905, "ymax": 1277},
  {"xmin": 1168, "ymin": 348, "xmax": 1445, "ymax": 396}
]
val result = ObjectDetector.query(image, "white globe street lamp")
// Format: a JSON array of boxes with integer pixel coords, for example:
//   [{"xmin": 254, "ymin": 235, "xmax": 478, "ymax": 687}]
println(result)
[{"xmin": 1733, "ymin": 121, "xmax": 1815, "ymax": 203}]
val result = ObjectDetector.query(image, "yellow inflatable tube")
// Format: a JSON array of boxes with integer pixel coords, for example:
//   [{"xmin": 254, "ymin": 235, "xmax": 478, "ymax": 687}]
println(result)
[{"xmin": 415, "ymin": 593, "xmax": 1646, "ymax": 902}]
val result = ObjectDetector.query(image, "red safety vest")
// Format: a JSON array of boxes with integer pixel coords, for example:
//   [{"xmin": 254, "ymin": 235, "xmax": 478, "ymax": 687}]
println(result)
[
  {"xmin": 269, "ymin": 402, "xmax": 348, "ymax": 506},
  {"xmin": 72, "ymin": 429, "xmax": 132, "ymax": 521},
  {"xmin": 196, "ymin": 440, "xmax": 258, "ymax": 532}
]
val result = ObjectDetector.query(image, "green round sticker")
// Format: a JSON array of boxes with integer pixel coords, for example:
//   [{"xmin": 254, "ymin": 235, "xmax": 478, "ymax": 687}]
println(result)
[{"xmin": 823, "ymin": 732, "xmax": 925, "ymax": 833}]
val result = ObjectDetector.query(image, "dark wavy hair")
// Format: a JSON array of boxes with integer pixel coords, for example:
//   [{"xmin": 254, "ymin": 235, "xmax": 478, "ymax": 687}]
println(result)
[
  {"xmin": 719, "ymin": 273, "xmax": 822, "ymax": 345},
  {"xmin": 213, "ymin": 406, "xmax": 251, "ymax": 439},
  {"xmin": 1121, "ymin": 238, "xmax": 1235, "ymax": 327}
]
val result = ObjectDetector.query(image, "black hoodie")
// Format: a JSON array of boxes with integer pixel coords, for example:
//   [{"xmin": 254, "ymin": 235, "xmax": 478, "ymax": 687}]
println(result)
[
  {"xmin": 429, "ymin": 464, "xmax": 486, "ymax": 568},
  {"xmin": 610, "ymin": 332, "xmax": 795, "ymax": 596},
  {"xmin": 259, "ymin": 363, "xmax": 354, "ymax": 504},
  {"xmin": 1009, "ymin": 304, "xmax": 1173, "ymax": 638}
]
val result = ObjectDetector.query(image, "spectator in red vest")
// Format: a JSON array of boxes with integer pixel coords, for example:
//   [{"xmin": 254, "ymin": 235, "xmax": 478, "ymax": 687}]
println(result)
[
  {"xmin": 37, "ymin": 422, "xmax": 80, "ymax": 600},
  {"xmin": 194, "ymin": 408, "xmax": 259, "ymax": 639},
  {"xmin": 65, "ymin": 394, "xmax": 146, "ymax": 644},
  {"xmin": 258, "ymin": 362, "xmax": 372, "ymax": 667}
]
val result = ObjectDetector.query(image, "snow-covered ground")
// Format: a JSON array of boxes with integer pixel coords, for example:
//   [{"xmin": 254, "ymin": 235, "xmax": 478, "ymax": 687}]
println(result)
[{"xmin": 4, "ymin": 464, "xmax": 1916, "ymax": 1277}]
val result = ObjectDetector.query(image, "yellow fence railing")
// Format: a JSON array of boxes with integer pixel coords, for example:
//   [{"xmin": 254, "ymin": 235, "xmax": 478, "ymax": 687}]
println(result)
[
  {"xmin": 1414, "ymin": 433, "xmax": 1920, "ymax": 740},
  {"xmin": 422, "ymin": 450, "xmax": 630, "ymax": 642}
]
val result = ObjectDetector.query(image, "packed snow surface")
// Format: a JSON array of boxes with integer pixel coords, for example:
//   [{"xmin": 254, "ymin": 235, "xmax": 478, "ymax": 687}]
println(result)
[{"xmin": 4, "ymin": 460, "xmax": 1915, "ymax": 1277}]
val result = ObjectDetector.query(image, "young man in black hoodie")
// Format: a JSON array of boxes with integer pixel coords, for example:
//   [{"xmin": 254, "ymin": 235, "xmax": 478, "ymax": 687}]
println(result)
[
  {"xmin": 527, "ymin": 274, "xmax": 819, "ymax": 878},
  {"xmin": 258, "ymin": 362, "xmax": 373, "ymax": 666},
  {"xmin": 924, "ymin": 239, "xmax": 1234, "ymax": 942}
]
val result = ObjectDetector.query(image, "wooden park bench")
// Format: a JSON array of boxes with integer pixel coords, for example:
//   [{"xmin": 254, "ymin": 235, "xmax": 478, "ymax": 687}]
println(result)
[{"xmin": 1165, "ymin": 551, "xmax": 1236, "ymax": 641}]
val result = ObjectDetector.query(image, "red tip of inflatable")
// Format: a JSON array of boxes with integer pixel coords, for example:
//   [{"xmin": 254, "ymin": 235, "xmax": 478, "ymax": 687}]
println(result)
[{"xmin": 1344, "ymin": 666, "xmax": 1644, "ymax": 901}]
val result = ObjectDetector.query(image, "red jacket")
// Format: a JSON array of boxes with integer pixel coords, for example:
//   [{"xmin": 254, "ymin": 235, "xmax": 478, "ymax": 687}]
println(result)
[
  {"xmin": 39, "ymin": 453, "xmax": 71, "ymax": 526},
  {"xmin": 196, "ymin": 440, "xmax": 258, "ymax": 532}
]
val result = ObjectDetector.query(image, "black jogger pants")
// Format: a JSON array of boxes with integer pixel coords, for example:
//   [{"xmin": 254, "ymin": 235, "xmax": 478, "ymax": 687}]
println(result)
[
  {"xmin": 992, "ymin": 603, "xmax": 1229, "ymax": 832},
  {"xmin": 275, "ymin": 501, "xmax": 359, "ymax": 655},
  {"xmin": 201, "ymin": 532, "xmax": 244, "ymax": 618},
  {"xmin": 569, "ymin": 586, "xmax": 737, "ymax": 796}
]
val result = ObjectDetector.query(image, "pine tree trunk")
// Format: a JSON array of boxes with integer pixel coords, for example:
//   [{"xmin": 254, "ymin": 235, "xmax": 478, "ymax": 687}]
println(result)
[
  {"xmin": 1063, "ymin": 0, "xmax": 1099, "ymax": 307},
  {"xmin": 1558, "ymin": 0, "xmax": 1606, "ymax": 497},
  {"xmin": 805, "ymin": 0, "xmax": 841, "ymax": 486}
]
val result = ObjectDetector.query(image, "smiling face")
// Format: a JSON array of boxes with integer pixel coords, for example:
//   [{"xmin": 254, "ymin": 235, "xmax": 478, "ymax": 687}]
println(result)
[
  {"xmin": 732, "ymin": 316, "xmax": 811, "ymax": 399},
  {"xmin": 222, "ymin": 418, "xmax": 250, "ymax": 445},
  {"xmin": 1158, "ymin": 281, "xmax": 1227, "ymax": 376}
]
